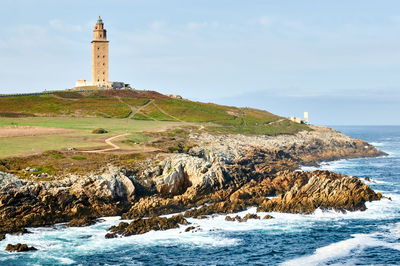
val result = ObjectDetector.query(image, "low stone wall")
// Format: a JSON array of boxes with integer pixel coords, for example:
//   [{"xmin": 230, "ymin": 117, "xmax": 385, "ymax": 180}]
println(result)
[
  {"xmin": 0, "ymin": 90, "xmax": 95, "ymax": 98},
  {"xmin": 0, "ymin": 92, "xmax": 54, "ymax": 98}
]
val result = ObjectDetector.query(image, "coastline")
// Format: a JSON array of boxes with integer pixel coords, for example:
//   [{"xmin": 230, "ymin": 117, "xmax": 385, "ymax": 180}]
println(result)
[{"xmin": 0, "ymin": 125, "xmax": 387, "ymax": 241}]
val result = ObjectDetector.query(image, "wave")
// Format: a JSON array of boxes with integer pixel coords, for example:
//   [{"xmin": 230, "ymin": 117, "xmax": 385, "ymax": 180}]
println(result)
[
  {"xmin": 301, "ymin": 159, "xmax": 353, "ymax": 172},
  {"xmin": 281, "ymin": 226, "xmax": 400, "ymax": 266},
  {"xmin": 280, "ymin": 233, "xmax": 399, "ymax": 266},
  {"xmin": 0, "ymin": 215, "xmax": 241, "ymax": 265},
  {"xmin": 370, "ymin": 142, "xmax": 385, "ymax": 147},
  {"xmin": 0, "ymin": 196, "xmax": 398, "ymax": 265},
  {"xmin": 2, "ymin": 193, "xmax": 398, "ymax": 250}
]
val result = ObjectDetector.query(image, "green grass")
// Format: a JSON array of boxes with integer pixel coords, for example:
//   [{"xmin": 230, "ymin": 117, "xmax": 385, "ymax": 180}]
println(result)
[
  {"xmin": 153, "ymin": 99, "xmax": 308, "ymax": 135},
  {"xmin": 0, "ymin": 95, "xmax": 131, "ymax": 118},
  {"xmin": 124, "ymin": 132, "xmax": 152, "ymax": 144},
  {"xmin": 0, "ymin": 117, "xmax": 172, "ymax": 131},
  {"xmin": 132, "ymin": 113, "xmax": 151, "ymax": 120},
  {"xmin": 207, "ymin": 119, "xmax": 309, "ymax": 135},
  {"xmin": 122, "ymin": 98, "xmax": 151, "ymax": 107},
  {"xmin": 118, "ymin": 132, "xmax": 153, "ymax": 150},
  {"xmin": 0, "ymin": 89, "xmax": 311, "ymax": 137},
  {"xmin": 154, "ymin": 99, "xmax": 239, "ymax": 122},
  {"xmin": 138, "ymin": 103, "xmax": 178, "ymax": 121},
  {"xmin": 0, "ymin": 133, "xmax": 102, "ymax": 158},
  {"xmin": 32, "ymin": 166, "xmax": 56, "ymax": 175},
  {"xmin": 71, "ymin": 155, "xmax": 87, "ymax": 160},
  {"xmin": 51, "ymin": 154, "xmax": 65, "ymax": 159},
  {"xmin": 0, "ymin": 117, "xmax": 180, "ymax": 158}
]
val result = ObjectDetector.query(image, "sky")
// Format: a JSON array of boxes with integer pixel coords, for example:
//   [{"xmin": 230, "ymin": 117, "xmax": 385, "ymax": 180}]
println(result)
[{"xmin": 0, "ymin": 0, "xmax": 399, "ymax": 125}]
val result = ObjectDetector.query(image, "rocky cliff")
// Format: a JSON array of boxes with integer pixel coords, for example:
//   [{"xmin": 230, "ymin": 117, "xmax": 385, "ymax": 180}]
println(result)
[{"xmin": 0, "ymin": 126, "xmax": 385, "ymax": 238}]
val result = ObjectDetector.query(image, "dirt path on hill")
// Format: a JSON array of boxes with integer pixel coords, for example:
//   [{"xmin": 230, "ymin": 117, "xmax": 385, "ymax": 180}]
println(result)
[
  {"xmin": 265, "ymin": 118, "xmax": 286, "ymax": 125},
  {"xmin": 117, "ymin": 97, "xmax": 157, "ymax": 121},
  {"xmin": 115, "ymin": 96, "xmax": 137, "ymax": 119},
  {"xmin": 152, "ymin": 102, "xmax": 185, "ymax": 122},
  {"xmin": 81, "ymin": 133, "xmax": 131, "ymax": 153},
  {"xmin": 115, "ymin": 97, "xmax": 186, "ymax": 123},
  {"xmin": 130, "ymin": 99, "xmax": 156, "ymax": 120}
]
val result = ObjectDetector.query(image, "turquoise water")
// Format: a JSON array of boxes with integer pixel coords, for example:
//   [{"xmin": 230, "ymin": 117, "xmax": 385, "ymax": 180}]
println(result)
[{"xmin": 0, "ymin": 126, "xmax": 399, "ymax": 265}]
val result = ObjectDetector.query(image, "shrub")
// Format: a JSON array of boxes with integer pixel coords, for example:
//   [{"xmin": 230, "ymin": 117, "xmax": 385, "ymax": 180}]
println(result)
[
  {"xmin": 71, "ymin": 155, "xmax": 86, "ymax": 160},
  {"xmin": 92, "ymin": 128, "xmax": 108, "ymax": 134},
  {"xmin": 32, "ymin": 166, "xmax": 56, "ymax": 175},
  {"xmin": 52, "ymin": 154, "xmax": 65, "ymax": 159}
]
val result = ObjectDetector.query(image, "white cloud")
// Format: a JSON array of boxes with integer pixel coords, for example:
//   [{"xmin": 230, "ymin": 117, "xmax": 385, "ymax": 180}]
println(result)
[
  {"xmin": 49, "ymin": 19, "xmax": 83, "ymax": 32},
  {"xmin": 186, "ymin": 21, "xmax": 220, "ymax": 30},
  {"xmin": 149, "ymin": 20, "xmax": 167, "ymax": 31},
  {"xmin": 257, "ymin": 16, "xmax": 272, "ymax": 26}
]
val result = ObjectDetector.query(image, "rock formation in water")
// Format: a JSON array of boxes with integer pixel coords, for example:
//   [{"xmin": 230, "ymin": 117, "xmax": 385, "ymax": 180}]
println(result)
[
  {"xmin": 105, "ymin": 214, "xmax": 188, "ymax": 238},
  {"xmin": 225, "ymin": 214, "xmax": 261, "ymax": 222},
  {"xmin": 5, "ymin": 243, "xmax": 37, "ymax": 252},
  {"xmin": 257, "ymin": 171, "xmax": 382, "ymax": 213}
]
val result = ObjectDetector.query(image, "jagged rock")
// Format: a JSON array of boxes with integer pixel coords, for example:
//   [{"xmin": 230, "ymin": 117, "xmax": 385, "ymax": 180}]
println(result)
[
  {"xmin": 155, "ymin": 163, "xmax": 189, "ymax": 195},
  {"xmin": 224, "ymin": 215, "xmax": 233, "ymax": 221},
  {"xmin": 193, "ymin": 125, "xmax": 386, "ymax": 166},
  {"xmin": 263, "ymin": 215, "xmax": 274, "ymax": 219},
  {"xmin": 67, "ymin": 217, "xmax": 98, "ymax": 227},
  {"xmin": 0, "ymin": 126, "xmax": 385, "ymax": 235},
  {"xmin": 185, "ymin": 226, "xmax": 198, "ymax": 232},
  {"xmin": 5, "ymin": 243, "xmax": 37, "ymax": 252},
  {"xmin": 225, "ymin": 214, "xmax": 260, "ymax": 222},
  {"xmin": 184, "ymin": 201, "xmax": 248, "ymax": 218},
  {"xmin": 105, "ymin": 214, "xmax": 188, "ymax": 238},
  {"xmin": 126, "ymin": 168, "xmax": 382, "ymax": 220},
  {"xmin": 257, "ymin": 170, "xmax": 382, "ymax": 214},
  {"xmin": 122, "ymin": 196, "xmax": 188, "ymax": 219},
  {"xmin": 153, "ymin": 154, "xmax": 228, "ymax": 196},
  {"xmin": 243, "ymin": 213, "xmax": 260, "ymax": 220},
  {"xmin": 0, "ymin": 234, "xmax": 5, "ymax": 241},
  {"xmin": 0, "ymin": 166, "xmax": 135, "ymax": 234}
]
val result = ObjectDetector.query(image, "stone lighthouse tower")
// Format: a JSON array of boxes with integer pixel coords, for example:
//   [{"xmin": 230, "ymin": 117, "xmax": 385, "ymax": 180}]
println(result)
[{"xmin": 91, "ymin": 16, "xmax": 110, "ymax": 87}]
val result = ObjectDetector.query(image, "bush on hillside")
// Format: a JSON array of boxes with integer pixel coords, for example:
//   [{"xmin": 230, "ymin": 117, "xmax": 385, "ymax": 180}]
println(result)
[{"xmin": 92, "ymin": 128, "xmax": 108, "ymax": 134}]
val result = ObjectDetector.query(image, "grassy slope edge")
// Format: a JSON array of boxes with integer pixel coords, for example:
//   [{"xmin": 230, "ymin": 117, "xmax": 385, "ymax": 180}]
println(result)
[{"xmin": 0, "ymin": 90, "xmax": 310, "ymax": 136}]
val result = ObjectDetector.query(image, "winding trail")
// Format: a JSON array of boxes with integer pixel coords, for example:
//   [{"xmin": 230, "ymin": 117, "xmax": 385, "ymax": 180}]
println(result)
[
  {"xmin": 115, "ymin": 96, "xmax": 186, "ymax": 122},
  {"xmin": 131, "ymin": 99, "xmax": 156, "ymax": 120},
  {"xmin": 115, "ymin": 96, "xmax": 137, "ymax": 119},
  {"xmin": 152, "ymin": 102, "xmax": 185, "ymax": 122},
  {"xmin": 79, "ymin": 97, "xmax": 188, "ymax": 154},
  {"xmin": 265, "ymin": 118, "xmax": 286, "ymax": 125},
  {"xmin": 116, "ymin": 96, "xmax": 156, "ymax": 120},
  {"xmin": 81, "ymin": 133, "xmax": 131, "ymax": 153}
]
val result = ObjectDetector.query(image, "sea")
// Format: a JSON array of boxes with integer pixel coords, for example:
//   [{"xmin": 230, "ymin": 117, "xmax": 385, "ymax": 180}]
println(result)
[{"xmin": 0, "ymin": 125, "xmax": 399, "ymax": 265}]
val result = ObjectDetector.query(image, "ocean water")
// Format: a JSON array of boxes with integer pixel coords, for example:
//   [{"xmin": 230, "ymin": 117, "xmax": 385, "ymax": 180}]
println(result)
[{"xmin": 1, "ymin": 125, "xmax": 399, "ymax": 265}]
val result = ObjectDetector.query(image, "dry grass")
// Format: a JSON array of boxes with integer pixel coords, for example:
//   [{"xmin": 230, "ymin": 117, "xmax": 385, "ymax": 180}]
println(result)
[{"xmin": 0, "ymin": 126, "xmax": 76, "ymax": 138}]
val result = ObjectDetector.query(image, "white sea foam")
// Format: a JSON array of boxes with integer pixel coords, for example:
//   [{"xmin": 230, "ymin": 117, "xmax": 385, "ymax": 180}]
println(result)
[
  {"xmin": 2, "ymin": 192, "xmax": 397, "ymax": 259},
  {"xmin": 52, "ymin": 256, "xmax": 76, "ymax": 265},
  {"xmin": 191, "ymin": 193, "xmax": 400, "ymax": 235},
  {"xmin": 0, "ymin": 214, "xmax": 242, "ymax": 263},
  {"xmin": 0, "ymin": 197, "xmax": 398, "ymax": 266},
  {"xmin": 370, "ymin": 142, "xmax": 385, "ymax": 147},
  {"xmin": 280, "ymin": 194, "xmax": 400, "ymax": 266},
  {"xmin": 379, "ymin": 222, "xmax": 400, "ymax": 240},
  {"xmin": 281, "ymin": 232, "xmax": 400, "ymax": 266},
  {"xmin": 301, "ymin": 159, "xmax": 350, "ymax": 172},
  {"xmin": 1, "ymin": 148, "xmax": 398, "ymax": 265}
]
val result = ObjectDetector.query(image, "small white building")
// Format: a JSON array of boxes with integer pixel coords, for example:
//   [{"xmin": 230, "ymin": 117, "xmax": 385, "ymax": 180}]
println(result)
[{"xmin": 289, "ymin": 112, "xmax": 309, "ymax": 124}]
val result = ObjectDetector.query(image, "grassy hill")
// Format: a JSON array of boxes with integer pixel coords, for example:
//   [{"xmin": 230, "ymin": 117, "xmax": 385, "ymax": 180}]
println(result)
[{"xmin": 0, "ymin": 89, "xmax": 309, "ymax": 136}]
